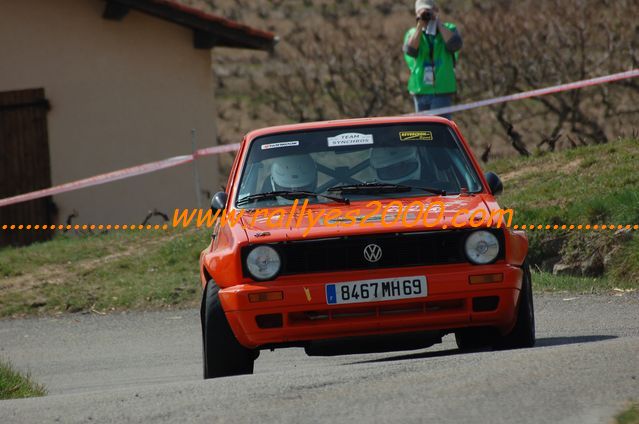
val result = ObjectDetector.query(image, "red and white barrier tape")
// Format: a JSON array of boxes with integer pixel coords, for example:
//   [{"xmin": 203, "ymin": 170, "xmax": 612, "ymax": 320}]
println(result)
[
  {"xmin": 0, "ymin": 69, "xmax": 637, "ymax": 208},
  {"xmin": 413, "ymin": 69, "xmax": 639, "ymax": 116},
  {"xmin": 0, "ymin": 146, "xmax": 237, "ymax": 208},
  {"xmin": 196, "ymin": 143, "xmax": 241, "ymax": 156}
]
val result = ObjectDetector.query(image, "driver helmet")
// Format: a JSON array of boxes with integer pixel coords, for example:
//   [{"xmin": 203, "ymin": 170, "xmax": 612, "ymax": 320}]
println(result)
[
  {"xmin": 270, "ymin": 154, "xmax": 318, "ymax": 192},
  {"xmin": 369, "ymin": 146, "xmax": 421, "ymax": 184}
]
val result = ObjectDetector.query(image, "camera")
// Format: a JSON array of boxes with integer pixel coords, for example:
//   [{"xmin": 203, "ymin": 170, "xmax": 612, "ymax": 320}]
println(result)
[{"xmin": 420, "ymin": 10, "xmax": 432, "ymax": 21}]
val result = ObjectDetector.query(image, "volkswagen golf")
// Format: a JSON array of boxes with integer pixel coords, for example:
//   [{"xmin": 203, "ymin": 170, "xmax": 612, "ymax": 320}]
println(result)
[{"xmin": 199, "ymin": 116, "xmax": 534, "ymax": 378}]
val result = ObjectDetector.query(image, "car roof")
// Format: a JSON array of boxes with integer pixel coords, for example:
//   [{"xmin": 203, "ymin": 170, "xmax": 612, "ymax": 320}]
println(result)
[{"xmin": 243, "ymin": 115, "xmax": 454, "ymax": 141}]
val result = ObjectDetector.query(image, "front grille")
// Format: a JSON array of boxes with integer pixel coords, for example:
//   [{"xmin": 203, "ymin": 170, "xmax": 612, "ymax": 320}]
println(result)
[{"xmin": 241, "ymin": 228, "xmax": 505, "ymax": 277}]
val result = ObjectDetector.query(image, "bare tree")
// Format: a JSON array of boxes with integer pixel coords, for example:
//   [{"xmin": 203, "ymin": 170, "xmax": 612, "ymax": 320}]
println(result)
[
  {"xmin": 253, "ymin": 20, "xmax": 409, "ymax": 122},
  {"xmin": 456, "ymin": 0, "xmax": 639, "ymax": 152}
]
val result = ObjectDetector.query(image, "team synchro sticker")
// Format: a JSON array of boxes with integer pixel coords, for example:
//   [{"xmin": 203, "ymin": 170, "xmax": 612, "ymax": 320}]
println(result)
[
  {"xmin": 327, "ymin": 133, "xmax": 374, "ymax": 147},
  {"xmin": 261, "ymin": 141, "xmax": 300, "ymax": 150},
  {"xmin": 399, "ymin": 131, "xmax": 433, "ymax": 141}
]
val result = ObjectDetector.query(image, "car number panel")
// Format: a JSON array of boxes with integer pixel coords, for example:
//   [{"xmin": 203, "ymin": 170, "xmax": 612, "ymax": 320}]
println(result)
[{"xmin": 326, "ymin": 276, "xmax": 427, "ymax": 305}]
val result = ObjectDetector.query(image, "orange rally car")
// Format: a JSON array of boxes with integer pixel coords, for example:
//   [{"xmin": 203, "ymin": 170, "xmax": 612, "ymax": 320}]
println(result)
[{"xmin": 199, "ymin": 116, "xmax": 534, "ymax": 379}]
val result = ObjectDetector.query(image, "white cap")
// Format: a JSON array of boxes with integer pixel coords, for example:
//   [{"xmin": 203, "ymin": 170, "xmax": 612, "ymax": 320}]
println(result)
[{"xmin": 415, "ymin": 0, "xmax": 436, "ymax": 13}]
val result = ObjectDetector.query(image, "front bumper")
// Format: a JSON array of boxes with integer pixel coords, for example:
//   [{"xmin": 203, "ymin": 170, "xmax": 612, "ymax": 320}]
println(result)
[{"xmin": 219, "ymin": 262, "xmax": 523, "ymax": 349}]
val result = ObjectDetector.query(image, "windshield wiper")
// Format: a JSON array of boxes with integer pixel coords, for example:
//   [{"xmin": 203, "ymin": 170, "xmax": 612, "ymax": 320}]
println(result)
[
  {"xmin": 237, "ymin": 190, "xmax": 349, "ymax": 206},
  {"xmin": 327, "ymin": 182, "xmax": 446, "ymax": 196}
]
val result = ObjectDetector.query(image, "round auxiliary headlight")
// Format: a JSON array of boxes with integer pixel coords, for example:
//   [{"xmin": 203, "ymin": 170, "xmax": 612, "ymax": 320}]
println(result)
[
  {"xmin": 246, "ymin": 245, "xmax": 281, "ymax": 280},
  {"xmin": 464, "ymin": 231, "xmax": 500, "ymax": 265}
]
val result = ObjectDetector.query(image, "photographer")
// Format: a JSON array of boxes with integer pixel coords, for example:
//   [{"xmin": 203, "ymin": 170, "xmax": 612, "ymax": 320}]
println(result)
[{"xmin": 403, "ymin": 0, "xmax": 462, "ymax": 118}]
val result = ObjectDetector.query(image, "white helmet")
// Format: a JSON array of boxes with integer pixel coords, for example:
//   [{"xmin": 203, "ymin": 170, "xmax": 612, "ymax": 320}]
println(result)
[
  {"xmin": 369, "ymin": 146, "xmax": 421, "ymax": 184},
  {"xmin": 270, "ymin": 154, "xmax": 317, "ymax": 192}
]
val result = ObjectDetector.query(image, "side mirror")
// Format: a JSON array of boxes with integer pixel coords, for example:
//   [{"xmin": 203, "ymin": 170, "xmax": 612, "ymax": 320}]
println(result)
[
  {"xmin": 210, "ymin": 192, "xmax": 228, "ymax": 212},
  {"xmin": 484, "ymin": 172, "xmax": 503, "ymax": 196}
]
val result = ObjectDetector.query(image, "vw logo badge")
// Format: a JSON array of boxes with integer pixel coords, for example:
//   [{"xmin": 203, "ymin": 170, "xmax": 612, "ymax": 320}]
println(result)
[{"xmin": 363, "ymin": 243, "xmax": 382, "ymax": 263}]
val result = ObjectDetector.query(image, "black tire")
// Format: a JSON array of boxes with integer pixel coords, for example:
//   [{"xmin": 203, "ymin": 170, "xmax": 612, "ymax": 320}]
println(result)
[
  {"xmin": 455, "ymin": 327, "xmax": 499, "ymax": 352},
  {"xmin": 495, "ymin": 262, "xmax": 536, "ymax": 349},
  {"xmin": 202, "ymin": 280, "xmax": 255, "ymax": 379}
]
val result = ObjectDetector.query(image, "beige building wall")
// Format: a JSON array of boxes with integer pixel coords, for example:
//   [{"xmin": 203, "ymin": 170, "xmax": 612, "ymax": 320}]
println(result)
[{"xmin": 0, "ymin": 0, "xmax": 219, "ymax": 224}]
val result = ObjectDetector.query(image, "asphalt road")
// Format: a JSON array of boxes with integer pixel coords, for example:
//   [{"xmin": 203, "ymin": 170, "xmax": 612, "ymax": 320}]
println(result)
[{"xmin": 1, "ymin": 293, "xmax": 638, "ymax": 424}]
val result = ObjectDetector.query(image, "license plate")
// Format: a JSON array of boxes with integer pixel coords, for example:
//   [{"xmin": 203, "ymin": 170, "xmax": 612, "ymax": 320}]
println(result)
[{"xmin": 325, "ymin": 276, "xmax": 427, "ymax": 305}]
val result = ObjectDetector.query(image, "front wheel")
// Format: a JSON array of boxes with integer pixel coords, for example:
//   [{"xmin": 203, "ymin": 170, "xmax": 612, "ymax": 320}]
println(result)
[
  {"xmin": 495, "ymin": 262, "xmax": 536, "ymax": 349},
  {"xmin": 202, "ymin": 280, "xmax": 255, "ymax": 379}
]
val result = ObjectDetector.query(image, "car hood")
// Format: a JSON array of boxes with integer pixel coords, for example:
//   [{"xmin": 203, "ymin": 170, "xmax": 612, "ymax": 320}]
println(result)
[{"xmin": 239, "ymin": 195, "xmax": 494, "ymax": 243}]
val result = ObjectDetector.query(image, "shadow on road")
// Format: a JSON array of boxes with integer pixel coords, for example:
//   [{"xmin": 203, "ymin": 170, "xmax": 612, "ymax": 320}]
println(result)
[
  {"xmin": 347, "ymin": 348, "xmax": 460, "ymax": 365},
  {"xmin": 347, "ymin": 335, "xmax": 617, "ymax": 365},
  {"xmin": 534, "ymin": 335, "xmax": 617, "ymax": 347}
]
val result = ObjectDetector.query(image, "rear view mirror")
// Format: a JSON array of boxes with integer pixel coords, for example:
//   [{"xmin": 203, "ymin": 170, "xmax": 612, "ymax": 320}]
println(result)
[
  {"xmin": 484, "ymin": 172, "xmax": 503, "ymax": 196},
  {"xmin": 210, "ymin": 192, "xmax": 228, "ymax": 212}
]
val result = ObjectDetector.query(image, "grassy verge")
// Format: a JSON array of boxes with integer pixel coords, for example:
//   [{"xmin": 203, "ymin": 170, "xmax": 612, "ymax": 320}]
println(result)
[
  {"xmin": 0, "ymin": 359, "xmax": 46, "ymax": 399},
  {"xmin": 489, "ymin": 138, "xmax": 639, "ymax": 226},
  {"xmin": 531, "ymin": 270, "xmax": 636, "ymax": 294},
  {"xmin": 615, "ymin": 403, "xmax": 639, "ymax": 424},
  {"xmin": 489, "ymin": 137, "xmax": 639, "ymax": 285},
  {"xmin": 0, "ymin": 228, "xmax": 209, "ymax": 318}
]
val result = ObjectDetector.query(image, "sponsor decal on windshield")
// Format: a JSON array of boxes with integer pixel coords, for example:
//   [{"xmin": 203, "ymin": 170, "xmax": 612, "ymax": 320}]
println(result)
[
  {"xmin": 327, "ymin": 133, "xmax": 374, "ymax": 147},
  {"xmin": 399, "ymin": 131, "xmax": 433, "ymax": 141},
  {"xmin": 261, "ymin": 141, "xmax": 300, "ymax": 150}
]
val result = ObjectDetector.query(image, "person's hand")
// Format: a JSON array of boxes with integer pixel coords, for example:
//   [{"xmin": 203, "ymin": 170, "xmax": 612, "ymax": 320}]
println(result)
[{"xmin": 415, "ymin": 15, "xmax": 426, "ymax": 30}]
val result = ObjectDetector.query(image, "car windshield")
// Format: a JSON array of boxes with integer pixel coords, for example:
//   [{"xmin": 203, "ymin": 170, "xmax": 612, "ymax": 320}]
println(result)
[{"xmin": 235, "ymin": 123, "xmax": 483, "ymax": 208}]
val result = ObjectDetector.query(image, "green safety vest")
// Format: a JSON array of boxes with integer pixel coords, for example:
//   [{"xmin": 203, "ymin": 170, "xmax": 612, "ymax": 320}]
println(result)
[{"xmin": 403, "ymin": 23, "xmax": 459, "ymax": 95}]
